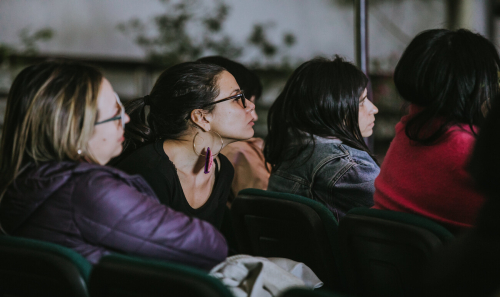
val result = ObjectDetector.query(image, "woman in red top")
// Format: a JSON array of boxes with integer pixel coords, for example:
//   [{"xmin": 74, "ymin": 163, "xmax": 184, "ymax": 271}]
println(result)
[{"xmin": 373, "ymin": 29, "xmax": 500, "ymax": 235}]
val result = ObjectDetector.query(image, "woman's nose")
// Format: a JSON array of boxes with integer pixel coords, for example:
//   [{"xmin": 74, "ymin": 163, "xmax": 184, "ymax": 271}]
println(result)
[
  {"xmin": 368, "ymin": 100, "xmax": 378, "ymax": 115},
  {"xmin": 124, "ymin": 113, "xmax": 131, "ymax": 124},
  {"xmin": 251, "ymin": 109, "xmax": 259, "ymax": 121},
  {"xmin": 246, "ymin": 98, "xmax": 256, "ymax": 112}
]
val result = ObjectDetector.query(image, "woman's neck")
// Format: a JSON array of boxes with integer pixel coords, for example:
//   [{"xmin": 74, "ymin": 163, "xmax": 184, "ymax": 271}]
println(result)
[
  {"xmin": 162, "ymin": 135, "xmax": 218, "ymax": 209},
  {"xmin": 162, "ymin": 138, "xmax": 206, "ymax": 176}
]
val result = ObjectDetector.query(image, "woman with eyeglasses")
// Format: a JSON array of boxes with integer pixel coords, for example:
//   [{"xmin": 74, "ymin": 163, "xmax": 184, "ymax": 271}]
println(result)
[
  {"xmin": 264, "ymin": 56, "xmax": 380, "ymax": 221},
  {"xmin": 113, "ymin": 62, "xmax": 256, "ymax": 229},
  {"xmin": 0, "ymin": 61, "xmax": 228, "ymax": 270},
  {"xmin": 197, "ymin": 56, "xmax": 270, "ymax": 205}
]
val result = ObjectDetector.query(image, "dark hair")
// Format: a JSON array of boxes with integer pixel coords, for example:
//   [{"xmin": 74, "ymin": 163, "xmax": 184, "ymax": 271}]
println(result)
[
  {"xmin": 425, "ymin": 96, "xmax": 500, "ymax": 297},
  {"xmin": 197, "ymin": 56, "xmax": 263, "ymax": 101},
  {"xmin": 394, "ymin": 29, "xmax": 500, "ymax": 145},
  {"xmin": 123, "ymin": 62, "xmax": 226, "ymax": 152},
  {"xmin": 469, "ymin": 95, "xmax": 500, "ymax": 200},
  {"xmin": 264, "ymin": 56, "xmax": 374, "ymax": 172}
]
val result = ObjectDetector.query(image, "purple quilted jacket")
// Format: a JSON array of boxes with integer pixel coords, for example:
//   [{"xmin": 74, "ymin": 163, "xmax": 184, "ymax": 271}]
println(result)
[{"xmin": 0, "ymin": 161, "xmax": 228, "ymax": 270}]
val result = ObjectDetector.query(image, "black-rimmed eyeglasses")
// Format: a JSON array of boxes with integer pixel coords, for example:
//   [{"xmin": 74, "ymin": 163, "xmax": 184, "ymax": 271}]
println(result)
[
  {"xmin": 95, "ymin": 92, "xmax": 126, "ymax": 129},
  {"xmin": 202, "ymin": 92, "xmax": 247, "ymax": 109}
]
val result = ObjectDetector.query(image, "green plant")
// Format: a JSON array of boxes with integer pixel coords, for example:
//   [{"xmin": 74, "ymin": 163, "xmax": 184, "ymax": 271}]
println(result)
[
  {"xmin": 118, "ymin": 0, "xmax": 296, "ymax": 68},
  {"xmin": 0, "ymin": 27, "xmax": 54, "ymax": 64}
]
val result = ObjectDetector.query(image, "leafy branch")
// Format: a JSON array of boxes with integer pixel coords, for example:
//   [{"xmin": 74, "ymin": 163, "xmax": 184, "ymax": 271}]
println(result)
[
  {"xmin": 118, "ymin": 0, "xmax": 296, "ymax": 67},
  {"xmin": 0, "ymin": 27, "xmax": 54, "ymax": 64}
]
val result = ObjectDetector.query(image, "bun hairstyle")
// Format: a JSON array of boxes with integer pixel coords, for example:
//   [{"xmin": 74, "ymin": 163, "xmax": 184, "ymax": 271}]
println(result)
[
  {"xmin": 123, "ymin": 62, "xmax": 226, "ymax": 153},
  {"xmin": 394, "ymin": 29, "xmax": 500, "ymax": 145}
]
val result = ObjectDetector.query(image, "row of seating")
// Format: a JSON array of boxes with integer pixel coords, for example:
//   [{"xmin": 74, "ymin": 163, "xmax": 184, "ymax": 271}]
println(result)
[
  {"xmin": 0, "ymin": 234, "xmax": 344, "ymax": 297},
  {"xmin": 0, "ymin": 189, "xmax": 454, "ymax": 297},
  {"xmin": 0, "ymin": 235, "xmax": 233, "ymax": 297},
  {"xmin": 226, "ymin": 188, "xmax": 455, "ymax": 296}
]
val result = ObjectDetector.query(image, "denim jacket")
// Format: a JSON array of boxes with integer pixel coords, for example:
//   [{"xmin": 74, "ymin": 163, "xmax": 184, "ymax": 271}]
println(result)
[{"xmin": 267, "ymin": 136, "xmax": 380, "ymax": 220}]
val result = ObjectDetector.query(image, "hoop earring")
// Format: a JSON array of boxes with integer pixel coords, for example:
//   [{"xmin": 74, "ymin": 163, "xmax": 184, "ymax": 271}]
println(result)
[{"xmin": 192, "ymin": 131, "xmax": 224, "ymax": 174}]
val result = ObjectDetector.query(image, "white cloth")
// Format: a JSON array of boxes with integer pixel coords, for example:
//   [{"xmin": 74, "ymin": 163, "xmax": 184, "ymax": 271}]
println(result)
[{"xmin": 210, "ymin": 255, "xmax": 323, "ymax": 297}]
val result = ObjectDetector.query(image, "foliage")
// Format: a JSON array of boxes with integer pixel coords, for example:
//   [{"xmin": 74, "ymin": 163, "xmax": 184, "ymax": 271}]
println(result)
[
  {"xmin": 0, "ymin": 27, "xmax": 54, "ymax": 64},
  {"xmin": 118, "ymin": 0, "xmax": 296, "ymax": 68},
  {"xmin": 19, "ymin": 28, "xmax": 54, "ymax": 55}
]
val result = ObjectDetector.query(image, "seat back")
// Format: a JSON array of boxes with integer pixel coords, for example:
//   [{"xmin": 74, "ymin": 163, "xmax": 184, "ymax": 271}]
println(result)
[
  {"xmin": 231, "ymin": 188, "xmax": 343, "ymax": 290},
  {"xmin": 338, "ymin": 208, "xmax": 454, "ymax": 297},
  {"xmin": 0, "ymin": 235, "xmax": 91, "ymax": 297},
  {"xmin": 88, "ymin": 254, "xmax": 233, "ymax": 297},
  {"xmin": 220, "ymin": 205, "xmax": 239, "ymax": 256}
]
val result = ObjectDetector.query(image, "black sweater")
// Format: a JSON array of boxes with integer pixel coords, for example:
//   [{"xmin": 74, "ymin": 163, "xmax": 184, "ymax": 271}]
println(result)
[{"xmin": 114, "ymin": 140, "xmax": 233, "ymax": 229}]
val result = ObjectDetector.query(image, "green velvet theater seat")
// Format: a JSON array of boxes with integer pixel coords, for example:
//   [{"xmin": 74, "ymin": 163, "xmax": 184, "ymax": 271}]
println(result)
[
  {"xmin": 338, "ymin": 207, "xmax": 455, "ymax": 297},
  {"xmin": 0, "ymin": 235, "xmax": 91, "ymax": 297},
  {"xmin": 88, "ymin": 254, "xmax": 234, "ymax": 297},
  {"xmin": 231, "ymin": 188, "xmax": 345, "ymax": 291}
]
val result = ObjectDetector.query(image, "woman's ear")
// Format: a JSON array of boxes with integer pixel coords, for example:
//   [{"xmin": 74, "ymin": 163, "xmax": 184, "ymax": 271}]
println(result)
[{"xmin": 190, "ymin": 109, "xmax": 212, "ymax": 132}]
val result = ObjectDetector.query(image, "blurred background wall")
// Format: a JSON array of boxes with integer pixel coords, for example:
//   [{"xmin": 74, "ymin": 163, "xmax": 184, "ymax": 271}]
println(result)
[{"xmin": 0, "ymin": 0, "xmax": 496, "ymax": 162}]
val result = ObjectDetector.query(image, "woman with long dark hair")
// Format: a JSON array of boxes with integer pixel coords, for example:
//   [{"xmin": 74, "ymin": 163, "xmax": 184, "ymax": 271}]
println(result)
[
  {"xmin": 0, "ymin": 61, "xmax": 227, "ymax": 269},
  {"xmin": 373, "ymin": 29, "xmax": 500, "ymax": 234},
  {"xmin": 114, "ymin": 62, "xmax": 256, "ymax": 229},
  {"xmin": 264, "ymin": 56, "xmax": 380, "ymax": 220}
]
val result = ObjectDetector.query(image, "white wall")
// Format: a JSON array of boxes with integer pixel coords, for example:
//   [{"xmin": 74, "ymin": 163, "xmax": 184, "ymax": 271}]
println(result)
[{"xmin": 0, "ymin": 0, "xmax": 453, "ymax": 71}]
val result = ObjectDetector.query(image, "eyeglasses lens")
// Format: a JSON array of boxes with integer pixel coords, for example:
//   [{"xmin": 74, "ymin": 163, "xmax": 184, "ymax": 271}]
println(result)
[
  {"xmin": 115, "ymin": 92, "xmax": 126, "ymax": 129},
  {"xmin": 240, "ymin": 94, "xmax": 246, "ymax": 108}
]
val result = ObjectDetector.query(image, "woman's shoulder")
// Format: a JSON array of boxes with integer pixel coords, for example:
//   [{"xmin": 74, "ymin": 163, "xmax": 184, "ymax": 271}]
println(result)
[
  {"xmin": 12, "ymin": 161, "xmax": 157, "ymax": 204},
  {"xmin": 216, "ymin": 153, "xmax": 235, "ymax": 176},
  {"xmin": 114, "ymin": 140, "xmax": 176, "ymax": 176},
  {"xmin": 447, "ymin": 124, "xmax": 477, "ymax": 142},
  {"xmin": 277, "ymin": 138, "xmax": 352, "ymax": 172},
  {"xmin": 21, "ymin": 161, "xmax": 132, "ymax": 182},
  {"xmin": 311, "ymin": 143, "xmax": 379, "ymax": 188},
  {"xmin": 434, "ymin": 124, "xmax": 478, "ymax": 163},
  {"xmin": 311, "ymin": 139, "xmax": 377, "ymax": 168},
  {"xmin": 75, "ymin": 161, "xmax": 136, "ymax": 178},
  {"xmin": 314, "ymin": 144, "xmax": 379, "ymax": 180},
  {"xmin": 341, "ymin": 145, "xmax": 378, "ymax": 165},
  {"xmin": 119, "ymin": 140, "xmax": 164, "ymax": 162},
  {"xmin": 307, "ymin": 137, "xmax": 349, "ymax": 158},
  {"xmin": 70, "ymin": 162, "xmax": 157, "ymax": 199}
]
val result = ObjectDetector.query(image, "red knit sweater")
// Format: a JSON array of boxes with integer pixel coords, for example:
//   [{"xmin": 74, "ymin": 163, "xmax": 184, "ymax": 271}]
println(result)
[{"xmin": 373, "ymin": 106, "xmax": 485, "ymax": 235}]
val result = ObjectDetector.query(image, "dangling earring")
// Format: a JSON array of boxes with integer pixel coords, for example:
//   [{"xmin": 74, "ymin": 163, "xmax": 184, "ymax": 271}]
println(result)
[
  {"xmin": 193, "ymin": 131, "xmax": 224, "ymax": 174},
  {"xmin": 204, "ymin": 147, "xmax": 213, "ymax": 174}
]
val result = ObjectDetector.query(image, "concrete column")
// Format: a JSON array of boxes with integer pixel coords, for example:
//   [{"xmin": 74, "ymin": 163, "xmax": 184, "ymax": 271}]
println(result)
[{"xmin": 446, "ymin": 0, "xmax": 493, "ymax": 39}]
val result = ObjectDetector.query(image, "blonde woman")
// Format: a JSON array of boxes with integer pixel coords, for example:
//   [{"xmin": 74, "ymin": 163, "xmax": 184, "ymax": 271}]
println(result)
[{"xmin": 0, "ymin": 61, "xmax": 227, "ymax": 270}]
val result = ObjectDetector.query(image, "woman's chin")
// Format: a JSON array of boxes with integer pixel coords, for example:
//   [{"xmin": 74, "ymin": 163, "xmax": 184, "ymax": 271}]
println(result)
[
  {"xmin": 362, "ymin": 131, "xmax": 373, "ymax": 138},
  {"xmin": 245, "ymin": 129, "xmax": 255, "ymax": 139},
  {"xmin": 111, "ymin": 146, "xmax": 124, "ymax": 159}
]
